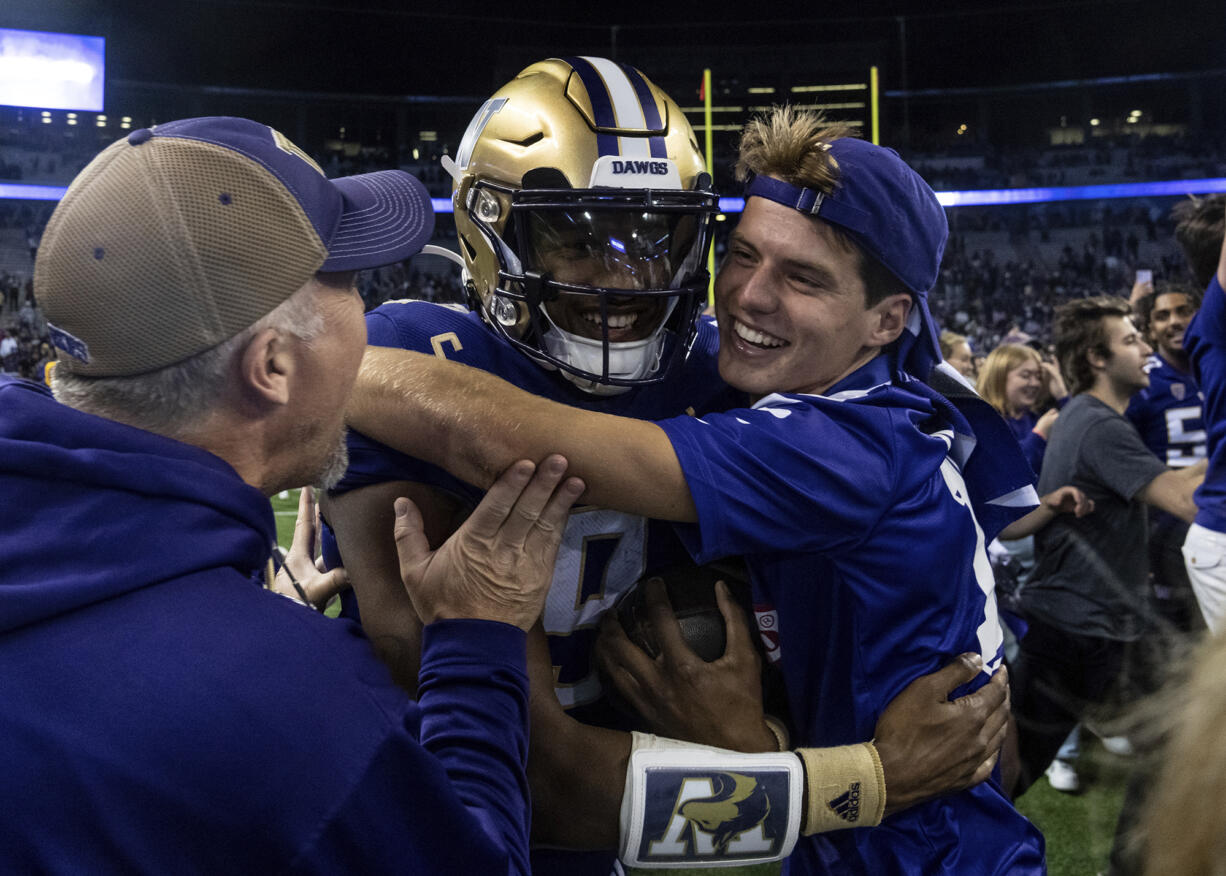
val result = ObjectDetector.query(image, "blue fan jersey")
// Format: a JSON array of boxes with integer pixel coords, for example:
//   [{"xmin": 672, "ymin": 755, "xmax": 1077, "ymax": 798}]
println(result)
[
  {"xmin": 1125, "ymin": 353, "xmax": 1205, "ymax": 468},
  {"xmin": 333, "ymin": 300, "xmax": 739, "ymax": 715},
  {"xmin": 657, "ymin": 355, "xmax": 1046, "ymax": 875}
]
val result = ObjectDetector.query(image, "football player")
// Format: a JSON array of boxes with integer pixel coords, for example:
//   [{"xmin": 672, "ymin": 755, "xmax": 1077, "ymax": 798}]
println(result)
[
  {"xmin": 1127, "ymin": 282, "xmax": 1207, "ymax": 634},
  {"xmin": 322, "ymin": 58, "xmax": 737, "ymax": 875},
  {"xmin": 327, "ymin": 64, "xmax": 1011, "ymax": 873}
]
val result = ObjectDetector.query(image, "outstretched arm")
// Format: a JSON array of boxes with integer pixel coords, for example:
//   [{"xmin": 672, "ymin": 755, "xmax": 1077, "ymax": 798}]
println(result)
[
  {"xmin": 349, "ymin": 346, "xmax": 696, "ymax": 522},
  {"xmin": 997, "ymin": 484, "xmax": 1094, "ymax": 540},
  {"xmin": 1139, "ymin": 461, "xmax": 1206, "ymax": 524}
]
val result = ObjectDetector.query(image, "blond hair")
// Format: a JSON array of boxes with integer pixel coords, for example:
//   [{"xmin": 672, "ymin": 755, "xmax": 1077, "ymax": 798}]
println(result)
[
  {"xmin": 734, "ymin": 106, "xmax": 854, "ymax": 193},
  {"xmin": 940, "ymin": 330, "xmax": 969, "ymax": 360},
  {"xmin": 976, "ymin": 344, "xmax": 1042, "ymax": 416},
  {"xmin": 733, "ymin": 106, "xmax": 903, "ymax": 306}
]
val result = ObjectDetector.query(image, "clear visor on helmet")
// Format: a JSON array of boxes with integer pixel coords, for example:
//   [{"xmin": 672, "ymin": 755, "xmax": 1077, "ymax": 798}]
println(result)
[
  {"xmin": 471, "ymin": 182, "xmax": 718, "ymax": 386},
  {"xmin": 517, "ymin": 205, "xmax": 704, "ymax": 345},
  {"xmin": 524, "ymin": 209, "xmax": 700, "ymax": 292}
]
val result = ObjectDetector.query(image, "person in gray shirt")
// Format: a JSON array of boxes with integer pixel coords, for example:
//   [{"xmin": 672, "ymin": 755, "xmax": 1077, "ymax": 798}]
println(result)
[
  {"xmin": 1013, "ymin": 296, "xmax": 1204, "ymax": 791},
  {"xmin": 1010, "ymin": 296, "xmax": 1205, "ymax": 875}
]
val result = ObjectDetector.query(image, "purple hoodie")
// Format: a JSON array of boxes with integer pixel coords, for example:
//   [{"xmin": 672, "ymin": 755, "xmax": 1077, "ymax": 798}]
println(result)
[{"xmin": 0, "ymin": 376, "xmax": 533, "ymax": 873}]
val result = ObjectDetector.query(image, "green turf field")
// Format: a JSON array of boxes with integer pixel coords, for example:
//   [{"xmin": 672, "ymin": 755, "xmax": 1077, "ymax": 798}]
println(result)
[
  {"xmin": 271, "ymin": 489, "xmax": 305, "ymax": 547},
  {"xmin": 1015, "ymin": 735, "xmax": 1130, "ymax": 876},
  {"xmin": 273, "ymin": 488, "xmax": 1132, "ymax": 874}
]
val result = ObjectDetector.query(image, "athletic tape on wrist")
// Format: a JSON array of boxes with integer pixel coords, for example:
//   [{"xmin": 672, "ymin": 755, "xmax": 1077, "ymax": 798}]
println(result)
[
  {"xmin": 618, "ymin": 732, "xmax": 803, "ymax": 869},
  {"xmin": 797, "ymin": 742, "xmax": 886, "ymax": 834}
]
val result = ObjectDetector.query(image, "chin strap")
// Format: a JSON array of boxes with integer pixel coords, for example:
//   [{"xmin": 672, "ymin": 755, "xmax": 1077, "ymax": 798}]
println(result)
[{"xmin": 420, "ymin": 244, "xmax": 466, "ymax": 269}]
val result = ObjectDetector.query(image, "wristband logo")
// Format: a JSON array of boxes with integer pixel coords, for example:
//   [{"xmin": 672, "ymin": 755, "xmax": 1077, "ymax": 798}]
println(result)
[
  {"xmin": 643, "ymin": 770, "xmax": 787, "ymax": 862},
  {"xmin": 827, "ymin": 781, "xmax": 862, "ymax": 822}
]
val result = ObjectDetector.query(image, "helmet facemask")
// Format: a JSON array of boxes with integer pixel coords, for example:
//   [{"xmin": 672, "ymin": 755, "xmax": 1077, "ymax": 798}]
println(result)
[
  {"xmin": 467, "ymin": 179, "xmax": 716, "ymax": 394},
  {"xmin": 450, "ymin": 57, "xmax": 718, "ymax": 395}
]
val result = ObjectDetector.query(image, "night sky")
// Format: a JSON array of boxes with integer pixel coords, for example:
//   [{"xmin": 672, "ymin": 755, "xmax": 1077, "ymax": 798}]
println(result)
[{"xmin": 3, "ymin": 0, "xmax": 1223, "ymax": 98}]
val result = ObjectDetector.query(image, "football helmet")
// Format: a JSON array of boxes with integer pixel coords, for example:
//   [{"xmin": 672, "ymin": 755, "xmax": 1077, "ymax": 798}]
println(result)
[{"xmin": 449, "ymin": 56, "xmax": 718, "ymax": 395}]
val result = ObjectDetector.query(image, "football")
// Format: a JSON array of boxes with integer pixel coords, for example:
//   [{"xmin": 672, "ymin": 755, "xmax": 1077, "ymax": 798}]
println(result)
[{"xmin": 615, "ymin": 560, "xmax": 754, "ymax": 662}]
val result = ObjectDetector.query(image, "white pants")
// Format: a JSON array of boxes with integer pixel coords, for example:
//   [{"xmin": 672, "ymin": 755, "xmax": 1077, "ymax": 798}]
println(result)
[{"xmin": 1182, "ymin": 522, "xmax": 1226, "ymax": 633}]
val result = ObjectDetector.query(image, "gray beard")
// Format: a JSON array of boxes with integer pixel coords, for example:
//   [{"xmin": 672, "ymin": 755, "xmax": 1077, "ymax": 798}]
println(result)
[{"xmin": 312, "ymin": 428, "xmax": 350, "ymax": 492}]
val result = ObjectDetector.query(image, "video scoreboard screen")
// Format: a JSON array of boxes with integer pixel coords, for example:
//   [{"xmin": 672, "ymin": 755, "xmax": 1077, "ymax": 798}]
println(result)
[{"xmin": 0, "ymin": 27, "xmax": 105, "ymax": 112}]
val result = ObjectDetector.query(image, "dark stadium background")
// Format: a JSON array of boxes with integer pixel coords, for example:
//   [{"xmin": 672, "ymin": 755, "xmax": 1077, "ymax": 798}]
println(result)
[
  {"xmin": 4, "ymin": 1, "xmax": 1225, "ymax": 873},
  {"xmin": 4, "ymin": 0, "xmax": 1224, "ymax": 96}
]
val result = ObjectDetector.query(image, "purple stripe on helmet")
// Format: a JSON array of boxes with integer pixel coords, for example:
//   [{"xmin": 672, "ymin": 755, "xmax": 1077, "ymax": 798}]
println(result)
[{"xmin": 564, "ymin": 56, "xmax": 618, "ymax": 139}]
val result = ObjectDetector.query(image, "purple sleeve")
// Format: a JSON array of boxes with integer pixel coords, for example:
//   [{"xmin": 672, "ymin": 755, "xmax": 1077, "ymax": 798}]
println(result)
[
  {"xmin": 416, "ymin": 619, "xmax": 531, "ymax": 871},
  {"xmin": 657, "ymin": 402, "xmax": 896, "ymax": 562},
  {"xmin": 287, "ymin": 620, "xmax": 532, "ymax": 873},
  {"xmin": 1018, "ymin": 430, "xmax": 1047, "ymax": 478},
  {"xmin": 365, "ymin": 308, "xmax": 405, "ymax": 347},
  {"xmin": 1186, "ymin": 277, "xmax": 1226, "ymax": 382},
  {"xmin": 1185, "ymin": 277, "xmax": 1226, "ymax": 529}
]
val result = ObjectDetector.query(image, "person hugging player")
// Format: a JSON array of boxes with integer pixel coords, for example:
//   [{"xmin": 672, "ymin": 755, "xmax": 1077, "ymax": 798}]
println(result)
[{"xmin": 345, "ymin": 105, "xmax": 1042, "ymax": 874}]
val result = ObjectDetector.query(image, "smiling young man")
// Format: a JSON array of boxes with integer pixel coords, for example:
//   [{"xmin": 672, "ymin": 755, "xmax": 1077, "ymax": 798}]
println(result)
[
  {"xmin": 1010, "ymin": 297, "xmax": 1206, "ymax": 874},
  {"xmin": 326, "ymin": 68, "xmax": 1012, "ymax": 874},
  {"xmin": 348, "ymin": 107, "xmax": 1043, "ymax": 874},
  {"xmin": 1126, "ymin": 284, "xmax": 1206, "ymax": 635},
  {"xmin": 1014, "ymin": 299, "xmax": 1204, "ymax": 782},
  {"xmin": 1128, "ymin": 285, "xmax": 1206, "ymax": 469}
]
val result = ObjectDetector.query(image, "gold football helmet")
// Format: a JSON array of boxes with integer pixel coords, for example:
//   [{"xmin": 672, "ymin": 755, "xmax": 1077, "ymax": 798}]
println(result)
[{"xmin": 449, "ymin": 56, "xmax": 718, "ymax": 394}]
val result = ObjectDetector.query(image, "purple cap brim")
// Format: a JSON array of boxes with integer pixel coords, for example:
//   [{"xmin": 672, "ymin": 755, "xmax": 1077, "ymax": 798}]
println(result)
[{"xmin": 322, "ymin": 170, "xmax": 435, "ymax": 272}]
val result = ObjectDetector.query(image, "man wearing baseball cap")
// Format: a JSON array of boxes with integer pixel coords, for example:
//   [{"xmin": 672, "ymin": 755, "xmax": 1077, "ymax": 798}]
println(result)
[
  {"xmin": 0, "ymin": 117, "xmax": 584, "ymax": 872},
  {"xmin": 345, "ymin": 107, "xmax": 1045, "ymax": 872}
]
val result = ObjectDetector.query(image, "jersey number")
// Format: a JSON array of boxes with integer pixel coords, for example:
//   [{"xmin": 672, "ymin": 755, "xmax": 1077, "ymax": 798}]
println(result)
[{"xmin": 545, "ymin": 509, "xmax": 648, "ymax": 708}]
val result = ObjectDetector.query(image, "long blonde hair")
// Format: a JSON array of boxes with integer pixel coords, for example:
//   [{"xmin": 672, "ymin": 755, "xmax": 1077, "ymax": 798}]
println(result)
[{"xmin": 977, "ymin": 344, "xmax": 1042, "ymax": 417}]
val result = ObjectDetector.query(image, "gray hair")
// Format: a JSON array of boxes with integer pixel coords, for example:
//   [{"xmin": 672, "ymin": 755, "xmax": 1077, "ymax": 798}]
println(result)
[{"xmin": 52, "ymin": 281, "xmax": 326, "ymax": 437}]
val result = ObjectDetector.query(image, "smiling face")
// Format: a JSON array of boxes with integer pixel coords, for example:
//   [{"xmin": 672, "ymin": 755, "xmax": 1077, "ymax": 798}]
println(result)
[
  {"xmin": 713, "ymin": 196, "xmax": 907, "ymax": 401},
  {"xmin": 1096, "ymin": 314, "xmax": 1153, "ymax": 396},
  {"xmin": 1147, "ymin": 291, "xmax": 1196, "ymax": 362},
  {"xmin": 1003, "ymin": 354, "xmax": 1044, "ymax": 415},
  {"xmin": 529, "ymin": 210, "xmax": 680, "ymax": 343}
]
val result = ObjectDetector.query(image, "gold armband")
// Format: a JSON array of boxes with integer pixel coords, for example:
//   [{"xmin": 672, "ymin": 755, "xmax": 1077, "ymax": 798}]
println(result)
[{"xmin": 797, "ymin": 742, "xmax": 886, "ymax": 834}]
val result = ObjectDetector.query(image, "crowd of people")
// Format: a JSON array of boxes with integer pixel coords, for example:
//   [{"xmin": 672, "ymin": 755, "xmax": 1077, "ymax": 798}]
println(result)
[{"xmin": 3, "ymin": 53, "xmax": 1226, "ymax": 876}]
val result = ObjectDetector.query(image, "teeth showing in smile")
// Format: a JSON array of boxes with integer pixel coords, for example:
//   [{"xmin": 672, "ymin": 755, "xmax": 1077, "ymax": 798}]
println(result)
[
  {"xmin": 733, "ymin": 319, "xmax": 786, "ymax": 348},
  {"xmin": 583, "ymin": 312, "xmax": 638, "ymax": 329}
]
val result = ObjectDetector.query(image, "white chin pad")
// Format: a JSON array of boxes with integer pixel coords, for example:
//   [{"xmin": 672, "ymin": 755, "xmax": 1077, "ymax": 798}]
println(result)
[{"xmin": 618, "ymin": 732, "xmax": 803, "ymax": 869}]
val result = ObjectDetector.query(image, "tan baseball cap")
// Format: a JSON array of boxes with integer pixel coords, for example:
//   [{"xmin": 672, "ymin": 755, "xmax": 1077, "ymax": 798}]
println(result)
[{"xmin": 36, "ymin": 116, "xmax": 434, "ymax": 377}]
